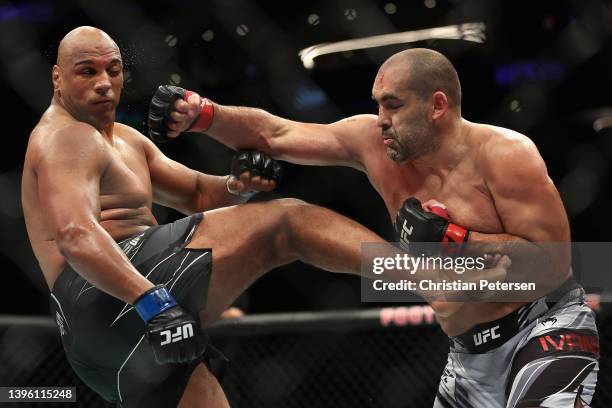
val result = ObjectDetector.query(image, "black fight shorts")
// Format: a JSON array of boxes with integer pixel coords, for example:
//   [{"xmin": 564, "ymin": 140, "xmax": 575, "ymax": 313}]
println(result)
[{"xmin": 50, "ymin": 213, "xmax": 212, "ymax": 407}]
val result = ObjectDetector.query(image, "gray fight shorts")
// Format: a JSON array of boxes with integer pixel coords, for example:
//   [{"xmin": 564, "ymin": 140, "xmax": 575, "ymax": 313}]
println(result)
[{"xmin": 434, "ymin": 278, "xmax": 599, "ymax": 408}]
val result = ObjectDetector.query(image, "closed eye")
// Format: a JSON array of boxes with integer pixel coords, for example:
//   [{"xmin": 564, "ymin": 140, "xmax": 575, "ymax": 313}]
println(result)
[{"xmin": 384, "ymin": 104, "xmax": 403, "ymax": 110}]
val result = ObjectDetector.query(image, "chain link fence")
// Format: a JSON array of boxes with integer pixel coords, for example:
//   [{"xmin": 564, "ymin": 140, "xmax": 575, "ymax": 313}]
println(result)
[{"xmin": 0, "ymin": 304, "xmax": 609, "ymax": 407}]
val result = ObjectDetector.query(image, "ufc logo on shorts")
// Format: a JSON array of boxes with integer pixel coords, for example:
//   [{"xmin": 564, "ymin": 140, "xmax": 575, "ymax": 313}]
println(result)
[
  {"xmin": 473, "ymin": 325, "xmax": 500, "ymax": 346},
  {"xmin": 400, "ymin": 220, "xmax": 414, "ymax": 248},
  {"xmin": 160, "ymin": 323, "xmax": 194, "ymax": 346}
]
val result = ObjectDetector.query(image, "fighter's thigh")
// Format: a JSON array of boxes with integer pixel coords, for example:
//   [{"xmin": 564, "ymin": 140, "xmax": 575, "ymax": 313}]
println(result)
[
  {"xmin": 505, "ymin": 330, "xmax": 599, "ymax": 408},
  {"xmin": 187, "ymin": 199, "xmax": 303, "ymax": 321},
  {"xmin": 178, "ymin": 363, "xmax": 229, "ymax": 408},
  {"xmin": 187, "ymin": 199, "xmax": 303, "ymax": 257}
]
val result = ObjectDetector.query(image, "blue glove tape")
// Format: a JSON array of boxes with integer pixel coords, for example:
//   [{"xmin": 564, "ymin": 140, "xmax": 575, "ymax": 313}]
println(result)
[{"xmin": 134, "ymin": 286, "xmax": 177, "ymax": 323}]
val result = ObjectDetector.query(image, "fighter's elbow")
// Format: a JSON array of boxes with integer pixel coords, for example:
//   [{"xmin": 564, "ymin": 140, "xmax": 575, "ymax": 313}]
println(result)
[{"xmin": 55, "ymin": 222, "xmax": 92, "ymax": 259}]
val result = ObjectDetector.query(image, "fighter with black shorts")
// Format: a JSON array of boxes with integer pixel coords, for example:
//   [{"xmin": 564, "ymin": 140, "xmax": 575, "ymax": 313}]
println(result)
[
  {"xmin": 51, "ymin": 215, "xmax": 208, "ymax": 406},
  {"xmin": 23, "ymin": 26, "xmax": 398, "ymax": 407}
]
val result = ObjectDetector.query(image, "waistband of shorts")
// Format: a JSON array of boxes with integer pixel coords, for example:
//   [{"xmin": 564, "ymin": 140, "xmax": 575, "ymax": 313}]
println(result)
[
  {"xmin": 450, "ymin": 276, "xmax": 581, "ymax": 353},
  {"xmin": 116, "ymin": 225, "xmax": 158, "ymax": 247}
]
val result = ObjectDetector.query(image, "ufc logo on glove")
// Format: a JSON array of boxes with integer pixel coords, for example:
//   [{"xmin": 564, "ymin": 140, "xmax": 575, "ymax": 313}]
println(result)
[
  {"xmin": 400, "ymin": 220, "xmax": 414, "ymax": 248},
  {"xmin": 160, "ymin": 323, "xmax": 195, "ymax": 346}
]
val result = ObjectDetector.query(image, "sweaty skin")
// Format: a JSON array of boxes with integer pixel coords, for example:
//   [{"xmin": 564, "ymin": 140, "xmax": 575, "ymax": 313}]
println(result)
[
  {"xmin": 168, "ymin": 49, "xmax": 570, "ymax": 336},
  {"xmin": 31, "ymin": 28, "xmax": 473, "ymax": 408},
  {"xmin": 23, "ymin": 26, "xmax": 289, "ymax": 408},
  {"xmin": 22, "ymin": 27, "xmax": 252, "ymax": 299}
]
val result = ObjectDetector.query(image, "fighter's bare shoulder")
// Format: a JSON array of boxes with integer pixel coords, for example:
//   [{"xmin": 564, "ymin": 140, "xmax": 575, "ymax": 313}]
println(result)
[
  {"xmin": 33, "ymin": 121, "xmax": 107, "ymax": 159},
  {"xmin": 325, "ymin": 114, "xmax": 380, "ymax": 168},
  {"xmin": 114, "ymin": 122, "xmax": 146, "ymax": 140},
  {"xmin": 113, "ymin": 122, "xmax": 158, "ymax": 152},
  {"xmin": 480, "ymin": 123, "xmax": 545, "ymax": 166},
  {"xmin": 24, "ymin": 122, "xmax": 111, "ymax": 180},
  {"xmin": 333, "ymin": 114, "xmax": 377, "ymax": 130},
  {"xmin": 477, "ymin": 123, "xmax": 550, "ymax": 190},
  {"xmin": 330, "ymin": 114, "xmax": 379, "ymax": 145}
]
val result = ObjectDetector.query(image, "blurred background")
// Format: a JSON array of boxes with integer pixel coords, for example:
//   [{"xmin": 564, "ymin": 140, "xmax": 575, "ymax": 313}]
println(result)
[{"xmin": 0, "ymin": 0, "xmax": 611, "ymax": 406}]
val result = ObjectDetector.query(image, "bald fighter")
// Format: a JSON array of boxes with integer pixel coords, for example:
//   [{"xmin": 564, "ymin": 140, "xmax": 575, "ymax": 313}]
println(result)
[
  {"xmin": 151, "ymin": 48, "xmax": 599, "ymax": 407},
  {"xmin": 22, "ymin": 26, "xmax": 420, "ymax": 407}
]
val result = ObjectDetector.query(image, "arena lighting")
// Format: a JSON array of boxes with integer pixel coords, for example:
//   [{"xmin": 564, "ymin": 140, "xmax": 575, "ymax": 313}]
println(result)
[
  {"xmin": 0, "ymin": 1, "xmax": 52, "ymax": 23},
  {"xmin": 298, "ymin": 22, "xmax": 486, "ymax": 69}
]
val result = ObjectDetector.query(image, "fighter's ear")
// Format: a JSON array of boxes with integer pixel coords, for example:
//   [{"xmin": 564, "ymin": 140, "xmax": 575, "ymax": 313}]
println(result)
[
  {"xmin": 431, "ymin": 91, "xmax": 448, "ymax": 120},
  {"xmin": 52, "ymin": 65, "xmax": 61, "ymax": 93}
]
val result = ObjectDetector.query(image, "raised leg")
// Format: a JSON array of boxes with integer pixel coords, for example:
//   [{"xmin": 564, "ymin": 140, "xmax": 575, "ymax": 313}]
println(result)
[{"xmin": 185, "ymin": 198, "xmax": 384, "ymax": 324}]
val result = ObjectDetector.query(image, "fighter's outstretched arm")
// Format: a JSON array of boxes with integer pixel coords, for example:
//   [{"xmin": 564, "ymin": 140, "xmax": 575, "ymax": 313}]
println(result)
[
  {"xmin": 37, "ymin": 123, "xmax": 153, "ymax": 303},
  {"xmin": 149, "ymin": 86, "xmax": 377, "ymax": 171},
  {"xmin": 208, "ymin": 106, "xmax": 374, "ymax": 170}
]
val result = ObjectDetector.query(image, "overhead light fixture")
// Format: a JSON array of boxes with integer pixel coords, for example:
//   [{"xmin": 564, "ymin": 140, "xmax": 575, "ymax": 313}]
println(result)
[{"xmin": 298, "ymin": 22, "xmax": 486, "ymax": 69}]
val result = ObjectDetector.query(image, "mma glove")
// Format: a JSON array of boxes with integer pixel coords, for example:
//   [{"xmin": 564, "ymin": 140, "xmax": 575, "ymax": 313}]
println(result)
[
  {"xmin": 134, "ymin": 285, "xmax": 208, "ymax": 365},
  {"xmin": 148, "ymin": 85, "xmax": 214, "ymax": 143},
  {"xmin": 395, "ymin": 197, "xmax": 470, "ymax": 255},
  {"xmin": 227, "ymin": 150, "xmax": 283, "ymax": 198}
]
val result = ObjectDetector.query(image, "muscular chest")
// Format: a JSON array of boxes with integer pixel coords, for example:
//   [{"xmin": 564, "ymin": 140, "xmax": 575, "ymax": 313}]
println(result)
[
  {"xmin": 99, "ymin": 138, "xmax": 152, "ymax": 209},
  {"xmin": 368, "ymin": 159, "xmax": 504, "ymax": 233}
]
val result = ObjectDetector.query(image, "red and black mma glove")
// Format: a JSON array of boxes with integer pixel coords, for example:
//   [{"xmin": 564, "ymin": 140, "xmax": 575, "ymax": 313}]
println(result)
[
  {"xmin": 148, "ymin": 85, "xmax": 214, "ymax": 143},
  {"xmin": 228, "ymin": 150, "xmax": 284, "ymax": 198},
  {"xmin": 394, "ymin": 197, "xmax": 470, "ymax": 256},
  {"xmin": 134, "ymin": 285, "xmax": 208, "ymax": 364}
]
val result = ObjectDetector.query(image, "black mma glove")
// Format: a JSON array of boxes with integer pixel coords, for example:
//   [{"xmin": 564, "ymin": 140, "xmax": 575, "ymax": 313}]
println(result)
[
  {"xmin": 227, "ymin": 150, "xmax": 283, "ymax": 197},
  {"xmin": 148, "ymin": 85, "xmax": 214, "ymax": 143},
  {"xmin": 395, "ymin": 197, "xmax": 470, "ymax": 255},
  {"xmin": 134, "ymin": 285, "xmax": 208, "ymax": 364}
]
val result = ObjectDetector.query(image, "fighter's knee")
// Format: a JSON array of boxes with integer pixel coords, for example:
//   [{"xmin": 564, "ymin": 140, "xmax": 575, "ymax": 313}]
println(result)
[
  {"xmin": 268, "ymin": 198, "xmax": 311, "ymax": 229},
  {"xmin": 274, "ymin": 197, "xmax": 309, "ymax": 209},
  {"xmin": 266, "ymin": 198, "xmax": 316, "ymax": 258}
]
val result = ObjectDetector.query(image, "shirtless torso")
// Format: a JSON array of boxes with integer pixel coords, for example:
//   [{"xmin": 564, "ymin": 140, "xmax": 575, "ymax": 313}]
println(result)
[
  {"xmin": 356, "ymin": 116, "xmax": 562, "ymax": 335},
  {"xmin": 22, "ymin": 105, "xmax": 157, "ymax": 288}
]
